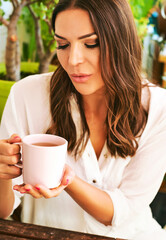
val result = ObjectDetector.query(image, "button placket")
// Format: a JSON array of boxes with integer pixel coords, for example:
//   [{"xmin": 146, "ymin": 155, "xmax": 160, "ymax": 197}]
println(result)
[
  {"xmin": 87, "ymin": 152, "xmax": 97, "ymax": 184},
  {"xmin": 82, "ymin": 140, "xmax": 102, "ymax": 187}
]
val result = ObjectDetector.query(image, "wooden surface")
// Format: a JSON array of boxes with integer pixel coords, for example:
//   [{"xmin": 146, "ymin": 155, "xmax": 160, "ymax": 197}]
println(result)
[
  {"xmin": 158, "ymin": 55, "xmax": 166, "ymax": 87},
  {"xmin": 0, "ymin": 219, "xmax": 125, "ymax": 240}
]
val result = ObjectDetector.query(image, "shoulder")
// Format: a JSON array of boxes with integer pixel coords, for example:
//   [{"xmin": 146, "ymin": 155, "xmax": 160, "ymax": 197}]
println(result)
[
  {"xmin": 142, "ymin": 81, "xmax": 166, "ymax": 116},
  {"xmin": 11, "ymin": 72, "xmax": 53, "ymax": 95},
  {"xmin": 7, "ymin": 72, "xmax": 54, "ymax": 111},
  {"xmin": 140, "ymin": 82, "xmax": 166, "ymax": 144},
  {"xmin": 149, "ymin": 85, "xmax": 166, "ymax": 116},
  {"xmin": 140, "ymin": 81, "xmax": 166, "ymax": 140},
  {"xmin": 150, "ymin": 84, "xmax": 166, "ymax": 100}
]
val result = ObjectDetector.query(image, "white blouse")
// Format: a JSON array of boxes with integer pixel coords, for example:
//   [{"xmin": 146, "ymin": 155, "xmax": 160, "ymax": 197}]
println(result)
[{"xmin": 0, "ymin": 73, "xmax": 166, "ymax": 240}]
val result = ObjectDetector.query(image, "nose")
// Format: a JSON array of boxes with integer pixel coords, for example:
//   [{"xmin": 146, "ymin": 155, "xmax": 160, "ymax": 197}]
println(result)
[{"xmin": 68, "ymin": 43, "xmax": 84, "ymax": 66}]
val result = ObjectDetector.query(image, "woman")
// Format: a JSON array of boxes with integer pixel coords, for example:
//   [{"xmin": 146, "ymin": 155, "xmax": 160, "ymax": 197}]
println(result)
[{"xmin": 0, "ymin": 0, "xmax": 166, "ymax": 239}]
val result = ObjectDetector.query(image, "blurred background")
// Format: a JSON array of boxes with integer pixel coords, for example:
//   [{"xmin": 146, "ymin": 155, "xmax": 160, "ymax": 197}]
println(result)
[
  {"xmin": 0, "ymin": 0, "xmax": 166, "ymax": 84},
  {"xmin": 0, "ymin": 0, "xmax": 166, "ymax": 229}
]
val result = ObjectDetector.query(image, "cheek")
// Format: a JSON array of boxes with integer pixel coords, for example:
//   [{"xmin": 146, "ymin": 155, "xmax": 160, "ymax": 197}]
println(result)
[{"xmin": 91, "ymin": 51, "xmax": 100, "ymax": 71}]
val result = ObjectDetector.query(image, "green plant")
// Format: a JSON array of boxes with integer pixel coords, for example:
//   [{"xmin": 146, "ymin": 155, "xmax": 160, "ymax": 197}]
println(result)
[
  {"xmin": 0, "ymin": 0, "xmax": 58, "ymax": 81},
  {"xmin": 0, "ymin": 80, "xmax": 15, "ymax": 121},
  {"xmin": 21, "ymin": 1, "xmax": 59, "ymax": 73},
  {"xmin": 0, "ymin": 61, "xmax": 56, "ymax": 120},
  {"xmin": 129, "ymin": 0, "xmax": 162, "ymax": 39},
  {"xmin": 0, "ymin": 62, "xmax": 57, "ymax": 80},
  {"xmin": 0, "ymin": 0, "xmax": 40, "ymax": 80}
]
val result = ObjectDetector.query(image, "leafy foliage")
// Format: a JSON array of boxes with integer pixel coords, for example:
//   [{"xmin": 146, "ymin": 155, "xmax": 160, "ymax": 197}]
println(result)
[
  {"xmin": 19, "ymin": 1, "xmax": 52, "ymax": 61},
  {"xmin": 0, "ymin": 0, "xmax": 58, "ymax": 63},
  {"xmin": 20, "ymin": 0, "xmax": 58, "ymax": 61},
  {"xmin": 129, "ymin": 0, "xmax": 158, "ymax": 19},
  {"xmin": 129, "ymin": 0, "xmax": 162, "ymax": 39}
]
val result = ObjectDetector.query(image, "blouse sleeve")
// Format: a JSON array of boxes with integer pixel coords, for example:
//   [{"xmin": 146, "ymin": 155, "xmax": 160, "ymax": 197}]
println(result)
[
  {"xmin": 0, "ymin": 84, "xmax": 26, "ymax": 212},
  {"xmin": 0, "ymin": 83, "xmax": 29, "ymax": 139},
  {"xmin": 106, "ymin": 87, "xmax": 166, "ymax": 227},
  {"xmin": 0, "ymin": 74, "xmax": 51, "ymax": 213}
]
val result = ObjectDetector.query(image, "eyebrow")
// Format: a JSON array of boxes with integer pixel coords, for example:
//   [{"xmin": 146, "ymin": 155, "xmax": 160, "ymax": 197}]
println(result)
[{"xmin": 54, "ymin": 32, "xmax": 96, "ymax": 40}]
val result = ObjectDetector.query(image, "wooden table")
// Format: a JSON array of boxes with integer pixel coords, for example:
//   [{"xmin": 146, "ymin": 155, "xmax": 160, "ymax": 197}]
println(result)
[{"xmin": 0, "ymin": 219, "xmax": 125, "ymax": 240}]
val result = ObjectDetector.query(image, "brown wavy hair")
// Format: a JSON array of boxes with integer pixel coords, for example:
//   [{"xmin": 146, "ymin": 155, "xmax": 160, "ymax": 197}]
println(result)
[{"xmin": 47, "ymin": 0, "xmax": 147, "ymax": 158}]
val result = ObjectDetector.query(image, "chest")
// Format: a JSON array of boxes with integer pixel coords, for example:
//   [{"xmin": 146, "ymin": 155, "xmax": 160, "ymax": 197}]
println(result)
[
  {"xmin": 88, "ymin": 120, "xmax": 107, "ymax": 159},
  {"xmin": 67, "ymin": 141, "xmax": 131, "ymax": 190}
]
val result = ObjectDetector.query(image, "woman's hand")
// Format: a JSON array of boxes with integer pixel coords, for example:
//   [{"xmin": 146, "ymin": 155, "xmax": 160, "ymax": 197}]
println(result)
[
  {"xmin": 13, "ymin": 164, "xmax": 75, "ymax": 199},
  {"xmin": 0, "ymin": 134, "xmax": 22, "ymax": 180}
]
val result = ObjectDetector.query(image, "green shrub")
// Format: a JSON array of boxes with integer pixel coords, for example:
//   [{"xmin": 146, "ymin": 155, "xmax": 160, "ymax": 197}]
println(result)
[
  {"xmin": 0, "ymin": 62, "xmax": 57, "ymax": 120},
  {"xmin": 0, "ymin": 80, "xmax": 15, "ymax": 121},
  {"xmin": 0, "ymin": 62, "xmax": 57, "ymax": 80}
]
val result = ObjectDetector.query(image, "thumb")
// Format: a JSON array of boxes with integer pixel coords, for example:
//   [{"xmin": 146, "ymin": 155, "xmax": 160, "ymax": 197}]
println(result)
[
  {"xmin": 61, "ymin": 164, "xmax": 75, "ymax": 186},
  {"xmin": 8, "ymin": 134, "xmax": 22, "ymax": 144}
]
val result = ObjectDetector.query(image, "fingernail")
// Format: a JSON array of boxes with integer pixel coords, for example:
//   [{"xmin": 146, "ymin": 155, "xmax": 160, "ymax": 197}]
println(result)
[
  {"xmin": 14, "ymin": 136, "xmax": 20, "ymax": 140},
  {"xmin": 20, "ymin": 190, "xmax": 26, "ymax": 194},
  {"xmin": 25, "ymin": 189, "xmax": 30, "ymax": 191},
  {"xmin": 13, "ymin": 186, "xmax": 18, "ymax": 190},
  {"xmin": 65, "ymin": 179, "xmax": 69, "ymax": 185},
  {"xmin": 35, "ymin": 187, "xmax": 40, "ymax": 190}
]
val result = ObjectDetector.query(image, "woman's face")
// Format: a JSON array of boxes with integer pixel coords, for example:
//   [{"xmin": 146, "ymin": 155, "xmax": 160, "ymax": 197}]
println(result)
[{"xmin": 54, "ymin": 9, "xmax": 105, "ymax": 96}]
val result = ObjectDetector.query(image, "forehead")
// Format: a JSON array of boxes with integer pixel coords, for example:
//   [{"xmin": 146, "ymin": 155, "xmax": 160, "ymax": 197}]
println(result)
[{"xmin": 55, "ymin": 9, "xmax": 95, "ymax": 37}]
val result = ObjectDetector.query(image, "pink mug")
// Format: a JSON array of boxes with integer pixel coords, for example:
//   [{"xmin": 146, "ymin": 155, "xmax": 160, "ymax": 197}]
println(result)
[{"xmin": 16, "ymin": 134, "xmax": 68, "ymax": 188}]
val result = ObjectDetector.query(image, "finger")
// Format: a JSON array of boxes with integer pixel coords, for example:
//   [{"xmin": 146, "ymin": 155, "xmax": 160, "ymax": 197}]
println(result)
[
  {"xmin": 14, "ymin": 184, "xmax": 27, "ymax": 194},
  {"xmin": 0, "ymin": 134, "xmax": 21, "ymax": 156},
  {"xmin": 0, "ymin": 172, "xmax": 21, "ymax": 180},
  {"xmin": 0, "ymin": 153, "xmax": 21, "ymax": 165},
  {"xmin": 0, "ymin": 142, "xmax": 20, "ymax": 156},
  {"xmin": 0, "ymin": 164, "xmax": 21, "ymax": 176},
  {"xmin": 61, "ymin": 165, "xmax": 75, "ymax": 186},
  {"xmin": 19, "ymin": 184, "xmax": 29, "ymax": 194},
  {"xmin": 35, "ymin": 184, "xmax": 66, "ymax": 199},
  {"xmin": 8, "ymin": 134, "xmax": 22, "ymax": 144},
  {"xmin": 24, "ymin": 184, "xmax": 43, "ymax": 198},
  {"xmin": 14, "ymin": 184, "xmax": 42, "ymax": 198},
  {"xmin": 13, "ymin": 183, "xmax": 25, "ymax": 191}
]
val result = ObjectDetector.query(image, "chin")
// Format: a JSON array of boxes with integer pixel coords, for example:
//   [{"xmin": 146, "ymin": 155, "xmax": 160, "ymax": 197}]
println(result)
[
  {"xmin": 72, "ymin": 82, "xmax": 105, "ymax": 96},
  {"xmin": 77, "ymin": 88, "xmax": 105, "ymax": 97}
]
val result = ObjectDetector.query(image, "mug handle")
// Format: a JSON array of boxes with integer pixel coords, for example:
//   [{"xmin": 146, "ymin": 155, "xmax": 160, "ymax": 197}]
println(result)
[{"xmin": 14, "ymin": 142, "xmax": 23, "ymax": 169}]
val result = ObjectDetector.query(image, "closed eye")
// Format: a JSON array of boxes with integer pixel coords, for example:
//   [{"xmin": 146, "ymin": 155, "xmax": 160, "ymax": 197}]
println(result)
[
  {"xmin": 56, "ymin": 44, "xmax": 69, "ymax": 50},
  {"xmin": 85, "ymin": 39, "xmax": 99, "ymax": 49},
  {"xmin": 85, "ymin": 42, "xmax": 99, "ymax": 48}
]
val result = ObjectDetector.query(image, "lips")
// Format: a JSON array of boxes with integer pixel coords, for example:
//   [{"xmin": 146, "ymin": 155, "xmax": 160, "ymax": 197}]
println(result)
[{"xmin": 70, "ymin": 74, "xmax": 91, "ymax": 83}]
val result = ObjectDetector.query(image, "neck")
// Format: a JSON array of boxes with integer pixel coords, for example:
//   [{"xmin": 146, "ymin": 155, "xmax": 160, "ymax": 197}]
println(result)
[
  {"xmin": 81, "ymin": 88, "xmax": 108, "ymax": 159},
  {"xmin": 82, "ymin": 87, "xmax": 107, "ymax": 115}
]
